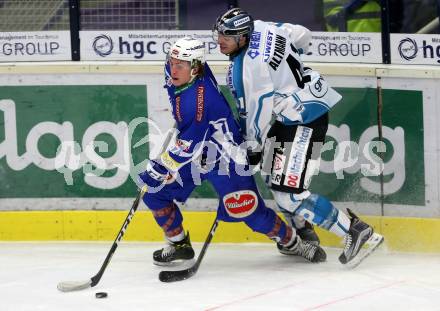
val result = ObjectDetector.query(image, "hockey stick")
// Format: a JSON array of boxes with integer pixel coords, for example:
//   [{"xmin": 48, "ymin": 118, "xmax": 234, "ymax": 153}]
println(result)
[
  {"xmin": 57, "ymin": 186, "xmax": 147, "ymax": 292},
  {"xmin": 159, "ymin": 218, "xmax": 219, "ymax": 282},
  {"xmin": 57, "ymin": 125, "xmax": 176, "ymax": 292}
]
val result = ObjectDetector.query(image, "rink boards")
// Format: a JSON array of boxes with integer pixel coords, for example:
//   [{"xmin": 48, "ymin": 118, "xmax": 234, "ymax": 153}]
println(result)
[
  {"xmin": 1, "ymin": 209, "xmax": 440, "ymax": 253},
  {"xmin": 0, "ymin": 62, "xmax": 439, "ymax": 252}
]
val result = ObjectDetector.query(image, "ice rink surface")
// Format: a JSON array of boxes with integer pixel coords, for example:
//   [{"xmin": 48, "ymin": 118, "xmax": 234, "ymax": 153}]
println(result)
[{"xmin": 1, "ymin": 242, "xmax": 439, "ymax": 311}]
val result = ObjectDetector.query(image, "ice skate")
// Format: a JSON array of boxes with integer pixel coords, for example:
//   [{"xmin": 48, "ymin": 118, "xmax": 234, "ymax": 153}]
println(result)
[
  {"xmin": 339, "ymin": 209, "xmax": 384, "ymax": 268},
  {"xmin": 277, "ymin": 236, "xmax": 327, "ymax": 263},
  {"xmin": 297, "ymin": 222, "xmax": 320, "ymax": 246},
  {"xmin": 153, "ymin": 232, "xmax": 195, "ymax": 266},
  {"xmin": 280, "ymin": 210, "xmax": 320, "ymax": 246}
]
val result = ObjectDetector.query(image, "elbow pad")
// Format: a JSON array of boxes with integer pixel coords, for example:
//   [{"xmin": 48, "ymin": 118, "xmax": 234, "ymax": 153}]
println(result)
[{"xmin": 281, "ymin": 23, "xmax": 312, "ymax": 55}]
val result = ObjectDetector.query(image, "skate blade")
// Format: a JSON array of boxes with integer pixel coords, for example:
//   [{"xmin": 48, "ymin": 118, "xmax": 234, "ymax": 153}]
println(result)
[
  {"xmin": 345, "ymin": 233, "xmax": 384, "ymax": 269},
  {"xmin": 153, "ymin": 258, "xmax": 195, "ymax": 267}
]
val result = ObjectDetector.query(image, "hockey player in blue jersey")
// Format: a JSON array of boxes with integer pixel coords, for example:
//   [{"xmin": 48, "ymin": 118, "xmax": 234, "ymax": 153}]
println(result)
[
  {"xmin": 213, "ymin": 8, "xmax": 384, "ymax": 267},
  {"xmin": 138, "ymin": 37, "xmax": 326, "ymax": 266}
]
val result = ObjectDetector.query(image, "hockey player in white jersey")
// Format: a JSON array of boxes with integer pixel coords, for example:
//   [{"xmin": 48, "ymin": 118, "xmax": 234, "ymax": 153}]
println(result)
[{"xmin": 213, "ymin": 8, "xmax": 384, "ymax": 267}]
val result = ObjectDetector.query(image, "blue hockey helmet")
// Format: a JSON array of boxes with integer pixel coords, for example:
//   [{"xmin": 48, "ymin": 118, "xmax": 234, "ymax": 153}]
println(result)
[{"xmin": 212, "ymin": 8, "xmax": 254, "ymax": 41}]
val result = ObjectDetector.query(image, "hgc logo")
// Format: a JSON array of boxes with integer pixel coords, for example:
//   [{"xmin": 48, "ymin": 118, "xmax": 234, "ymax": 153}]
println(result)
[
  {"xmin": 398, "ymin": 38, "xmax": 418, "ymax": 61},
  {"xmin": 93, "ymin": 34, "xmax": 114, "ymax": 57},
  {"xmin": 398, "ymin": 37, "xmax": 440, "ymax": 63}
]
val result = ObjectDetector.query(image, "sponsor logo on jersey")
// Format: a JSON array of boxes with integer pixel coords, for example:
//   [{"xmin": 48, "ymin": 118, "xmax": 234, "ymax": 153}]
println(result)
[
  {"xmin": 223, "ymin": 190, "xmax": 258, "ymax": 218},
  {"xmin": 170, "ymin": 138, "xmax": 192, "ymax": 156},
  {"xmin": 263, "ymin": 30, "xmax": 274, "ymax": 62},
  {"xmin": 166, "ymin": 76, "xmax": 173, "ymax": 87},
  {"xmin": 269, "ymin": 34, "xmax": 286, "ymax": 71},
  {"xmin": 233, "ymin": 16, "xmax": 250, "ymax": 27},
  {"xmin": 227, "ymin": 63, "xmax": 235, "ymax": 93},
  {"xmin": 196, "ymin": 86, "xmax": 204, "ymax": 122},
  {"xmin": 146, "ymin": 160, "xmax": 165, "ymax": 181},
  {"xmin": 176, "ymin": 139, "xmax": 191, "ymax": 151},
  {"xmin": 175, "ymin": 96, "xmax": 183, "ymax": 122},
  {"xmin": 309, "ymin": 76, "xmax": 329, "ymax": 98},
  {"xmin": 283, "ymin": 126, "xmax": 312, "ymax": 188},
  {"xmin": 160, "ymin": 152, "xmax": 181, "ymax": 171},
  {"xmin": 247, "ymin": 31, "xmax": 261, "ymax": 59},
  {"xmin": 271, "ymin": 151, "xmax": 285, "ymax": 185}
]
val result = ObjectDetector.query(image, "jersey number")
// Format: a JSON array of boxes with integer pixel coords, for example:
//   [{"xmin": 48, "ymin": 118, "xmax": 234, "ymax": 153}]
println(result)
[{"xmin": 286, "ymin": 44, "xmax": 310, "ymax": 89}]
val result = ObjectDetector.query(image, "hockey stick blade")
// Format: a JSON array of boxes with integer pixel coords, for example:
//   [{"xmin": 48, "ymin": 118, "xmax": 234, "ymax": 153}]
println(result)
[
  {"xmin": 158, "ymin": 219, "xmax": 219, "ymax": 283},
  {"xmin": 57, "ymin": 279, "xmax": 92, "ymax": 292},
  {"xmin": 346, "ymin": 232, "xmax": 384, "ymax": 269},
  {"xmin": 159, "ymin": 267, "xmax": 196, "ymax": 283}
]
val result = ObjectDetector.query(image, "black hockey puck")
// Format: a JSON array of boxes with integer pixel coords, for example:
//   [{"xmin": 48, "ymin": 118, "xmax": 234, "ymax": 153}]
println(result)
[{"xmin": 95, "ymin": 292, "xmax": 108, "ymax": 299}]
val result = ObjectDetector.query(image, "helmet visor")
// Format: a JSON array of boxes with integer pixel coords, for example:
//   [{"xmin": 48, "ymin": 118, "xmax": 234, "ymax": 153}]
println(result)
[{"xmin": 212, "ymin": 25, "xmax": 244, "ymax": 41}]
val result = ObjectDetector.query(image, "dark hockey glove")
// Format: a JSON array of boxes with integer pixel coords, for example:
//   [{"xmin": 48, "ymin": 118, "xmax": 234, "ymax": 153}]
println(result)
[{"xmin": 139, "ymin": 159, "xmax": 169, "ymax": 189}]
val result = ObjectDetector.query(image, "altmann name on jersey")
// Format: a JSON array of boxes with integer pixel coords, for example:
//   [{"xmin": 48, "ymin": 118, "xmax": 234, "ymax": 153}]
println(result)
[
  {"xmin": 284, "ymin": 126, "xmax": 312, "ymax": 188},
  {"xmin": 269, "ymin": 34, "xmax": 286, "ymax": 70}
]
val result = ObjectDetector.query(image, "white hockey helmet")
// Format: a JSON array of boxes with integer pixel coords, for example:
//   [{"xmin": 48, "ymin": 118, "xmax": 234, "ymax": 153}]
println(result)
[{"xmin": 168, "ymin": 37, "xmax": 205, "ymax": 68}]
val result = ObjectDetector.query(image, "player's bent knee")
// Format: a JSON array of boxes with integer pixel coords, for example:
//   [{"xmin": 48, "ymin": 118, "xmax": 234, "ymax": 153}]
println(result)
[
  {"xmin": 273, "ymin": 190, "xmax": 341, "ymax": 229},
  {"xmin": 294, "ymin": 194, "xmax": 338, "ymax": 229}
]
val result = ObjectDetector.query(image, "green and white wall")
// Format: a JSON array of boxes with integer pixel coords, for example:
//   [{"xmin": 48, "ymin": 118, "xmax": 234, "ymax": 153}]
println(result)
[{"xmin": 0, "ymin": 62, "xmax": 439, "ymax": 252}]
